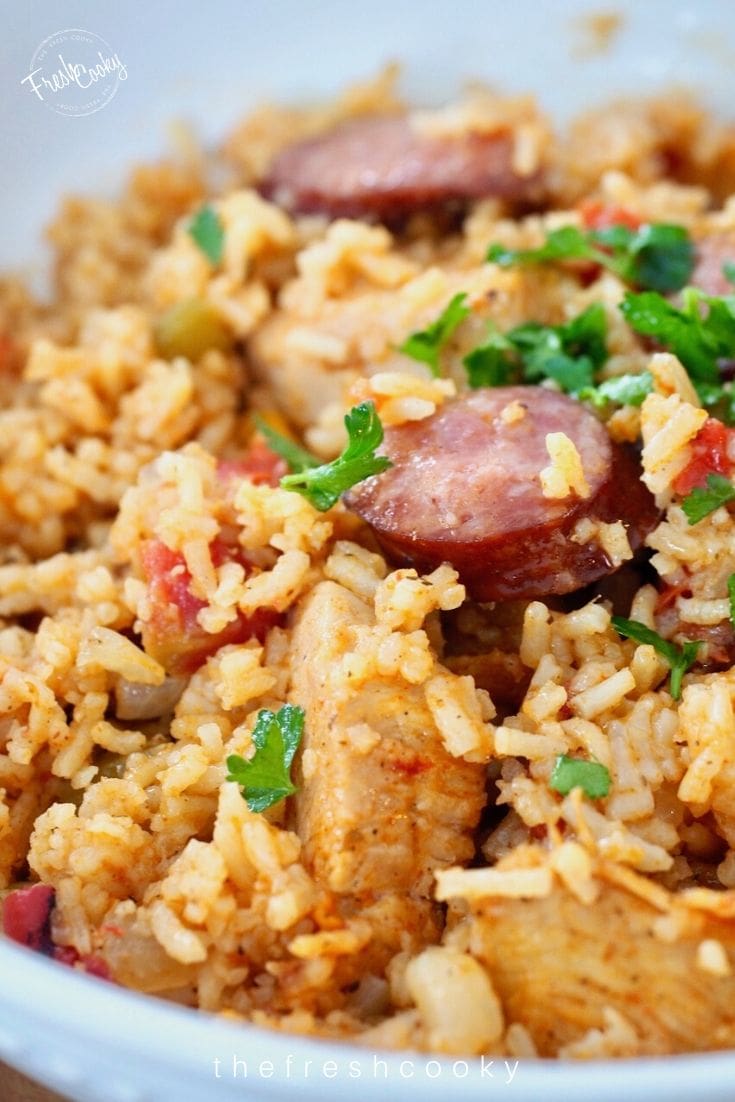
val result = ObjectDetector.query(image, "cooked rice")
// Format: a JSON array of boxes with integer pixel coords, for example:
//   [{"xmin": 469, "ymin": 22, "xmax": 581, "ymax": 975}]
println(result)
[{"xmin": 2, "ymin": 67, "xmax": 735, "ymax": 1061}]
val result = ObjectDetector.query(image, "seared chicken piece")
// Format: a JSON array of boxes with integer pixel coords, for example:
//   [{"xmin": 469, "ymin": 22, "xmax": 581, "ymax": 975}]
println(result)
[
  {"xmin": 468, "ymin": 879, "xmax": 735, "ymax": 1055},
  {"xmin": 289, "ymin": 580, "xmax": 486, "ymax": 896},
  {"xmin": 249, "ymin": 309, "xmax": 360, "ymax": 437}
]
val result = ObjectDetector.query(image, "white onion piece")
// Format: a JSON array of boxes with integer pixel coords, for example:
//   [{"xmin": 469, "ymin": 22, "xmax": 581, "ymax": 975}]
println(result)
[{"xmin": 115, "ymin": 676, "xmax": 186, "ymax": 721}]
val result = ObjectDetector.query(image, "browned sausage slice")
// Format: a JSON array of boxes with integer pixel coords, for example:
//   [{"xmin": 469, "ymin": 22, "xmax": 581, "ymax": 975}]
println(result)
[
  {"xmin": 260, "ymin": 115, "xmax": 545, "ymax": 221},
  {"xmin": 691, "ymin": 232, "xmax": 735, "ymax": 296},
  {"xmin": 345, "ymin": 386, "xmax": 660, "ymax": 602}
]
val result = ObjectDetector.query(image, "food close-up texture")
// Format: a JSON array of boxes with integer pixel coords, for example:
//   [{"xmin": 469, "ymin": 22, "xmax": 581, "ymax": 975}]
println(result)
[{"xmin": 4, "ymin": 66, "xmax": 735, "ymax": 1059}]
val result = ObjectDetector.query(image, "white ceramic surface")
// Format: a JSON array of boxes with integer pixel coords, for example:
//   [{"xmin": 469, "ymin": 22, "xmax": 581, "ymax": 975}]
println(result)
[{"xmin": 2, "ymin": 2, "xmax": 735, "ymax": 1099}]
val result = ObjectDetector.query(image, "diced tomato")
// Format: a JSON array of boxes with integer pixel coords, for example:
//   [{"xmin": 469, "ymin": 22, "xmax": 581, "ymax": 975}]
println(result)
[
  {"xmin": 140, "ymin": 538, "xmax": 281, "ymax": 675},
  {"xmin": 139, "ymin": 435, "xmax": 288, "ymax": 674},
  {"xmin": 53, "ymin": 945, "xmax": 112, "ymax": 980},
  {"xmin": 579, "ymin": 200, "xmax": 643, "ymax": 233},
  {"xmin": 52, "ymin": 945, "xmax": 80, "ymax": 966},
  {"xmin": 655, "ymin": 581, "xmax": 692, "ymax": 612},
  {"xmin": 2, "ymin": 883, "xmax": 112, "ymax": 979},
  {"xmin": 81, "ymin": 954, "xmax": 112, "ymax": 979},
  {"xmin": 672, "ymin": 418, "xmax": 735, "ymax": 496},
  {"xmin": 2, "ymin": 883, "xmax": 55, "ymax": 950},
  {"xmin": 217, "ymin": 436, "xmax": 287, "ymax": 489}
]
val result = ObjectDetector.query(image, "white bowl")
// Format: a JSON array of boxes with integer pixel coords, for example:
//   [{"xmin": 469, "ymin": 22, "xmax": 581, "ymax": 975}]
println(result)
[{"xmin": 2, "ymin": 1, "xmax": 735, "ymax": 1099}]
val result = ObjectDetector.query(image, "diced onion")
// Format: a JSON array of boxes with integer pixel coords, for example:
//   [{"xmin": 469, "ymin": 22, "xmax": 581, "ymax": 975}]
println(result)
[{"xmin": 115, "ymin": 676, "xmax": 186, "ymax": 721}]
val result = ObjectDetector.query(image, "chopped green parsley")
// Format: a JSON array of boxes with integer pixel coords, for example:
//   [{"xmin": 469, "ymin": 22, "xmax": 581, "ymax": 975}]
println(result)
[
  {"xmin": 255, "ymin": 417, "xmax": 319, "ymax": 474},
  {"xmin": 610, "ymin": 616, "xmax": 700, "ymax": 700},
  {"xmin": 463, "ymin": 303, "xmax": 607, "ymax": 394},
  {"xmin": 226, "ymin": 704, "xmax": 304, "ymax": 813},
  {"xmin": 280, "ymin": 402, "xmax": 391, "ymax": 511},
  {"xmin": 549, "ymin": 755, "xmax": 611, "ymax": 799},
  {"xmin": 681, "ymin": 473, "xmax": 735, "ymax": 525},
  {"xmin": 487, "ymin": 222, "xmax": 694, "ymax": 293},
  {"xmin": 399, "ymin": 292, "xmax": 471, "ymax": 376}
]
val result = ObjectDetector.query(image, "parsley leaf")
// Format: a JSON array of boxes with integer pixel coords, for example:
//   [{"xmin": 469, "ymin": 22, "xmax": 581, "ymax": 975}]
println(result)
[
  {"xmin": 188, "ymin": 204, "xmax": 225, "ymax": 266},
  {"xmin": 620, "ymin": 288, "xmax": 735, "ymax": 386},
  {"xmin": 488, "ymin": 226, "xmax": 591, "ymax": 268},
  {"xmin": 578, "ymin": 371, "xmax": 654, "ymax": 410},
  {"xmin": 462, "ymin": 325, "xmax": 514, "ymax": 388},
  {"xmin": 681, "ymin": 472, "xmax": 735, "ymax": 524},
  {"xmin": 692, "ymin": 381, "xmax": 735, "ymax": 426},
  {"xmin": 557, "ymin": 301, "xmax": 609, "ymax": 368},
  {"xmin": 515, "ymin": 304, "xmax": 607, "ymax": 391},
  {"xmin": 724, "ymin": 260, "xmax": 735, "ymax": 286},
  {"xmin": 226, "ymin": 703, "xmax": 304, "ymax": 813},
  {"xmin": 463, "ymin": 304, "xmax": 607, "ymax": 394},
  {"xmin": 520, "ymin": 342, "xmax": 595, "ymax": 393},
  {"xmin": 254, "ymin": 417, "xmax": 319, "ymax": 473},
  {"xmin": 728, "ymin": 573, "xmax": 735, "ymax": 630},
  {"xmin": 399, "ymin": 293, "xmax": 471, "ymax": 376},
  {"xmin": 611, "ymin": 616, "xmax": 700, "ymax": 700},
  {"xmin": 549, "ymin": 754, "xmax": 611, "ymax": 799},
  {"xmin": 280, "ymin": 402, "xmax": 392, "ymax": 511},
  {"xmin": 597, "ymin": 223, "xmax": 695, "ymax": 293},
  {"xmin": 488, "ymin": 222, "xmax": 694, "ymax": 292}
]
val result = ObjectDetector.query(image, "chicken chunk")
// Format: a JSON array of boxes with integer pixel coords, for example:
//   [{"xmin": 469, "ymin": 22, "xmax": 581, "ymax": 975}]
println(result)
[
  {"xmin": 289, "ymin": 580, "xmax": 486, "ymax": 896},
  {"xmin": 467, "ymin": 879, "xmax": 735, "ymax": 1055}
]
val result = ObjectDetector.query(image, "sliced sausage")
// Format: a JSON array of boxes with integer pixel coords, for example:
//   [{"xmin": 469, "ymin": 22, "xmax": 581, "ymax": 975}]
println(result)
[
  {"xmin": 260, "ymin": 115, "xmax": 545, "ymax": 221},
  {"xmin": 345, "ymin": 386, "xmax": 660, "ymax": 602},
  {"xmin": 678, "ymin": 620, "xmax": 735, "ymax": 670},
  {"xmin": 657, "ymin": 602, "xmax": 735, "ymax": 672},
  {"xmin": 691, "ymin": 232, "xmax": 735, "ymax": 296}
]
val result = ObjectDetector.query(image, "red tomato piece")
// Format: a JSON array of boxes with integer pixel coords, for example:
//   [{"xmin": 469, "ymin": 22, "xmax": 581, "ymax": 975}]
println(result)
[
  {"xmin": 53, "ymin": 945, "xmax": 80, "ymax": 966},
  {"xmin": 140, "ymin": 538, "xmax": 281, "ymax": 675},
  {"xmin": 52, "ymin": 944, "xmax": 113, "ymax": 980},
  {"xmin": 2, "ymin": 883, "xmax": 55, "ymax": 950},
  {"xmin": 655, "ymin": 581, "xmax": 692, "ymax": 612},
  {"xmin": 673, "ymin": 418, "xmax": 734, "ymax": 496},
  {"xmin": 81, "ymin": 954, "xmax": 112, "ymax": 979},
  {"xmin": 217, "ymin": 437, "xmax": 287, "ymax": 488},
  {"xmin": 579, "ymin": 200, "xmax": 643, "ymax": 232}
]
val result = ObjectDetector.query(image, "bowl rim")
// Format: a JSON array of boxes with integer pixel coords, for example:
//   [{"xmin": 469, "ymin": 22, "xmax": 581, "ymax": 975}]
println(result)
[{"xmin": 2, "ymin": 935, "xmax": 735, "ymax": 1100}]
